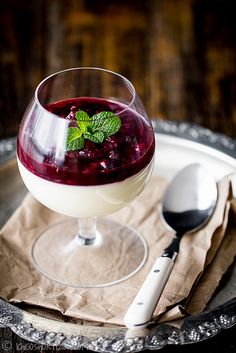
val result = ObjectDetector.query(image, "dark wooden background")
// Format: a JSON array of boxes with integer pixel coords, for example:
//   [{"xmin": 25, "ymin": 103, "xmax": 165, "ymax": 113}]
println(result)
[
  {"xmin": 0, "ymin": 0, "xmax": 236, "ymax": 352},
  {"xmin": 0, "ymin": 0, "xmax": 235, "ymax": 139}
]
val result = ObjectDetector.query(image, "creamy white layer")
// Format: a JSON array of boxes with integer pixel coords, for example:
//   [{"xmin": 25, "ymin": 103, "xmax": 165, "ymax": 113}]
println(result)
[{"xmin": 17, "ymin": 158, "xmax": 153, "ymax": 217}]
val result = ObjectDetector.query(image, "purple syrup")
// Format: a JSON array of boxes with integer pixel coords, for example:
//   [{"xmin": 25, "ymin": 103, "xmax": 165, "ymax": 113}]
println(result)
[{"xmin": 17, "ymin": 97, "xmax": 155, "ymax": 186}]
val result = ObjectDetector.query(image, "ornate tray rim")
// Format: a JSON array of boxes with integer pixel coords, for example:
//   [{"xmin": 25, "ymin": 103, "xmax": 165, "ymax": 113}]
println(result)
[{"xmin": 0, "ymin": 119, "xmax": 236, "ymax": 352}]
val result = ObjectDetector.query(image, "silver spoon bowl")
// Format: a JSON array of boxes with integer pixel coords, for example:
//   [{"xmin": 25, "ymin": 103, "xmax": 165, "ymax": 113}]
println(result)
[{"xmin": 161, "ymin": 163, "xmax": 218, "ymax": 254}]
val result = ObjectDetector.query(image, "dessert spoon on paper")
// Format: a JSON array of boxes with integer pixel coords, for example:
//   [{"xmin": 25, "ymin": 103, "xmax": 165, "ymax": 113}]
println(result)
[{"xmin": 124, "ymin": 163, "xmax": 218, "ymax": 329}]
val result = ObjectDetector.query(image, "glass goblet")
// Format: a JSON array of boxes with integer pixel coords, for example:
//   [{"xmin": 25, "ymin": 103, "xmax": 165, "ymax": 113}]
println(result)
[{"xmin": 17, "ymin": 67, "xmax": 155, "ymax": 287}]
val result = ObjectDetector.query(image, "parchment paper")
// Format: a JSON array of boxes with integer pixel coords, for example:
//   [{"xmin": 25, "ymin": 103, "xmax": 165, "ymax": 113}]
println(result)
[{"xmin": 0, "ymin": 174, "xmax": 235, "ymax": 325}]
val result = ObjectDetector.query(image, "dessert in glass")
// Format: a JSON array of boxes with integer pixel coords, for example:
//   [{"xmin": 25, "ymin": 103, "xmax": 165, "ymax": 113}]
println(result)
[{"xmin": 17, "ymin": 67, "xmax": 155, "ymax": 287}]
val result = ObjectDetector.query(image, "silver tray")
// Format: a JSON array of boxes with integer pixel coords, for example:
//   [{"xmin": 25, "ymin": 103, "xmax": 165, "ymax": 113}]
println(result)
[{"xmin": 0, "ymin": 120, "xmax": 236, "ymax": 352}]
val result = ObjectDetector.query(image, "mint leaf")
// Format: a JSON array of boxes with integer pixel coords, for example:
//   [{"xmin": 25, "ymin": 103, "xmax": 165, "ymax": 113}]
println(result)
[
  {"xmin": 84, "ymin": 130, "xmax": 105, "ymax": 143},
  {"xmin": 66, "ymin": 127, "xmax": 84, "ymax": 150},
  {"xmin": 66, "ymin": 136, "xmax": 84, "ymax": 150},
  {"xmin": 91, "ymin": 111, "xmax": 121, "ymax": 138},
  {"xmin": 91, "ymin": 111, "xmax": 114, "ymax": 130},
  {"xmin": 66, "ymin": 109, "xmax": 121, "ymax": 151},
  {"xmin": 76, "ymin": 110, "xmax": 91, "ymax": 134},
  {"xmin": 67, "ymin": 127, "xmax": 83, "ymax": 141}
]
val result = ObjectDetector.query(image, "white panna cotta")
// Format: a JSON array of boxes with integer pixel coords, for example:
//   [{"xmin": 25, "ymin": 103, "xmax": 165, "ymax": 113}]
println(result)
[{"xmin": 17, "ymin": 157, "xmax": 154, "ymax": 217}]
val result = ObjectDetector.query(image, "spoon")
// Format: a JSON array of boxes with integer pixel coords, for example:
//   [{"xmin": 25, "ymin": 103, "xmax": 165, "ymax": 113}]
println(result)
[{"xmin": 124, "ymin": 163, "xmax": 218, "ymax": 329}]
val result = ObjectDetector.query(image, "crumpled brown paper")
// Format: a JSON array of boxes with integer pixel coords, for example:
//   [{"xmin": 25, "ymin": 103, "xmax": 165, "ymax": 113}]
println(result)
[{"xmin": 0, "ymin": 174, "xmax": 235, "ymax": 326}]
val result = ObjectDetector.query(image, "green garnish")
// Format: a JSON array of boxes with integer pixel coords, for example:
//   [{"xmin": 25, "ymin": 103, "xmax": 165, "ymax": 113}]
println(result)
[{"xmin": 66, "ymin": 110, "xmax": 121, "ymax": 151}]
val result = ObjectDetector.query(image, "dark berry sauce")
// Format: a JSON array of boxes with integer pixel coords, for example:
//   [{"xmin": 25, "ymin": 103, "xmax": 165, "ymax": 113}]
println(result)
[{"xmin": 17, "ymin": 97, "xmax": 155, "ymax": 186}]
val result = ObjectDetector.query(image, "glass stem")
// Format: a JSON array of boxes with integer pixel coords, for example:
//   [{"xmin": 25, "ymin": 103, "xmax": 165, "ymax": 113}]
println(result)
[{"xmin": 77, "ymin": 217, "xmax": 97, "ymax": 245}]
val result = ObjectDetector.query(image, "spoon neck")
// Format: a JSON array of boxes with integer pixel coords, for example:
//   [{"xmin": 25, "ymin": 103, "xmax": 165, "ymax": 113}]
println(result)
[{"xmin": 163, "ymin": 235, "xmax": 181, "ymax": 258}]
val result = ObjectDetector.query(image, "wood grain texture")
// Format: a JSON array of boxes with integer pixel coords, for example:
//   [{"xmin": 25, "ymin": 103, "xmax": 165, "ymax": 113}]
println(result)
[{"xmin": 0, "ymin": 0, "xmax": 235, "ymax": 138}]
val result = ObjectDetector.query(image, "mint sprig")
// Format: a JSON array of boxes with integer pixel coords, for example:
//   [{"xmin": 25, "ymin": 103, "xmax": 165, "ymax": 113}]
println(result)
[{"xmin": 66, "ymin": 110, "xmax": 121, "ymax": 151}]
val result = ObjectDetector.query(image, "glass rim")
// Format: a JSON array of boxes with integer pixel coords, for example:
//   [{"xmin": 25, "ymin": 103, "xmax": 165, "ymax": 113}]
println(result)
[{"xmin": 35, "ymin": 67, "xmax": 137, "ymax": 118}]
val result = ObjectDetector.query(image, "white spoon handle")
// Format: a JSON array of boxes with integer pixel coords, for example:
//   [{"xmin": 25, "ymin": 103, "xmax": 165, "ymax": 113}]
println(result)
[{"xmin": 124, "ymin": 254, "xmax": 177, "ymax": 329}]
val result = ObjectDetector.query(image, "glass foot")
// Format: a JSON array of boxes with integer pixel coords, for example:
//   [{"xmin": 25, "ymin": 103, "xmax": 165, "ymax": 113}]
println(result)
[{"xmin": 32, "ymin": 218, "xmax": 147, "ymax": 288}]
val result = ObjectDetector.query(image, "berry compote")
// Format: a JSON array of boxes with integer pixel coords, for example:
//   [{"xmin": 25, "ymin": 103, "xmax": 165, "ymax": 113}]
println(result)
[{"xmin": 17, "ymin": 97, "xmax": 155, "ymax": 186}]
